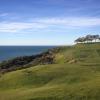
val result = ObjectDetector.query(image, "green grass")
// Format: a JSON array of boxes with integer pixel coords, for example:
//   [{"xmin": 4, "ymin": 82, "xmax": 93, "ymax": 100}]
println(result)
[
  {"xmin": 0, "ymin": 43, "xmax": 100, "ymax": 100},
  {"xmin": 55, "ymin": 43, "xmax": 100, "ymax": 64}
]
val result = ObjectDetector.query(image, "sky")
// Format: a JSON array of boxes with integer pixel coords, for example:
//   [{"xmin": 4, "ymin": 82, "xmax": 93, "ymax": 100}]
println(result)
[{"xmin": 0, "ymin": 0, "xmax": 100, "ymax": 45}]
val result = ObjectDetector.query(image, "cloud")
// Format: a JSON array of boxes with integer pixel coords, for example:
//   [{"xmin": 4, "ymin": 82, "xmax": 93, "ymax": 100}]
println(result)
[
  {"xmin": 0, "ymin": 22, "xmax": 47, "ymax": 32},
  {"xmin": 35, "ymin": 17, "xmax": 100, "ymax": 27},
  {"xmin": 0, "ymin": 17, "xmax": 100, "ymax": 33}
]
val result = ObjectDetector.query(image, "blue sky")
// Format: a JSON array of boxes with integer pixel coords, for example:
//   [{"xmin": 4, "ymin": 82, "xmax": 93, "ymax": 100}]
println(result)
[{"xmin": 0, "ymin": 0, "xmax": 100, "ymax": 45}]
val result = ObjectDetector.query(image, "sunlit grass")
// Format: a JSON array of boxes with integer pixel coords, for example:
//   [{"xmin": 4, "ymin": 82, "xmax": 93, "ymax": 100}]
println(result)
[{"xmin": 0, "ymin": 43, "xmax": 100, "ymax": 100}]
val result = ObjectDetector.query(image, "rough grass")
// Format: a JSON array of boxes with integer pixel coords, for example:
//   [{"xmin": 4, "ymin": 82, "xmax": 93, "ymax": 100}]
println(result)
[{"xmin": 0, "ymin": 43, "xmax": 100, "ymax": 100}]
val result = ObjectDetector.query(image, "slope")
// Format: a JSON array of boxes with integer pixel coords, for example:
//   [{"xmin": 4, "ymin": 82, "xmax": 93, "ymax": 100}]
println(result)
[{"xmin": 0, "ymin": 43, "xmax": 100, "ymax": 100}]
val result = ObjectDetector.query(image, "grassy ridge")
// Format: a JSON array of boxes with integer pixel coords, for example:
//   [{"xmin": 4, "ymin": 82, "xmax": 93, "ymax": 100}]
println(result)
[
  {"xmin": 55, "ymin": 43, "xmax": 100, "ymax": 64},
  {"xmin": 0, "ymin": 43, "xmax": 100, "ymax": 100}
]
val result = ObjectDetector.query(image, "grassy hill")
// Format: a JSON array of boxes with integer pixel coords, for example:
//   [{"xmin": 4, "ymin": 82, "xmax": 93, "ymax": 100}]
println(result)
[{"xmin": 0, "ymin": 43, "xmax": 100, "ymax": 100}]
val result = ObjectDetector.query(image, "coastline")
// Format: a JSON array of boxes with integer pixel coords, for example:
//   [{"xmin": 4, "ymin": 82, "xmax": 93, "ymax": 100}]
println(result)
[
  {"xmin": 0, "ymin": 47, "xmax": 60, "ymax": 73},
  {"xmin": 0, "ymin": 46, "xmax": 57, "ymax": 62}
]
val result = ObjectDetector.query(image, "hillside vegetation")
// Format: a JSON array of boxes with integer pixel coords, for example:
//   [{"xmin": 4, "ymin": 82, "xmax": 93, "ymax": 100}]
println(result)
[{"xmin": 0, "ymin": 43, "xmax": 100, "ymax": 100}]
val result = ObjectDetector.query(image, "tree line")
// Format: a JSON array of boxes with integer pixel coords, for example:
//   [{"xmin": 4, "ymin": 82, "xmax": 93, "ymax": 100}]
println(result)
[{"xmin": 75, "ymin": 34, "xmax": 100, "ymax": 43}]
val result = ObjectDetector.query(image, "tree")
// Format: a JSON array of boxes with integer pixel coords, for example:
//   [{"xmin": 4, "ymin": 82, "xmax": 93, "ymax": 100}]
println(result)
[
  {"xmin": 75, "ymin": 34, "xmax": 100, "ymax": 44},
  {"xmin": 75, "ymin": 37, "xmax": 86, "ymax": 43},
  {"xmin": 85, "ymin": 35, "xmax": 94, "ymax": 43},
  {"xmin": 92, "ymin": 35, "xmax": 99, "ymax": 42}
]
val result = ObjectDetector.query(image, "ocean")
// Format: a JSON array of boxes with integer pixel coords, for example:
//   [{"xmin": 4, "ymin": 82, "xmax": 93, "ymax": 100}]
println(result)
[{"xmin": 0, "ymin": 46, "xmax": 56, "ymax": 62}]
